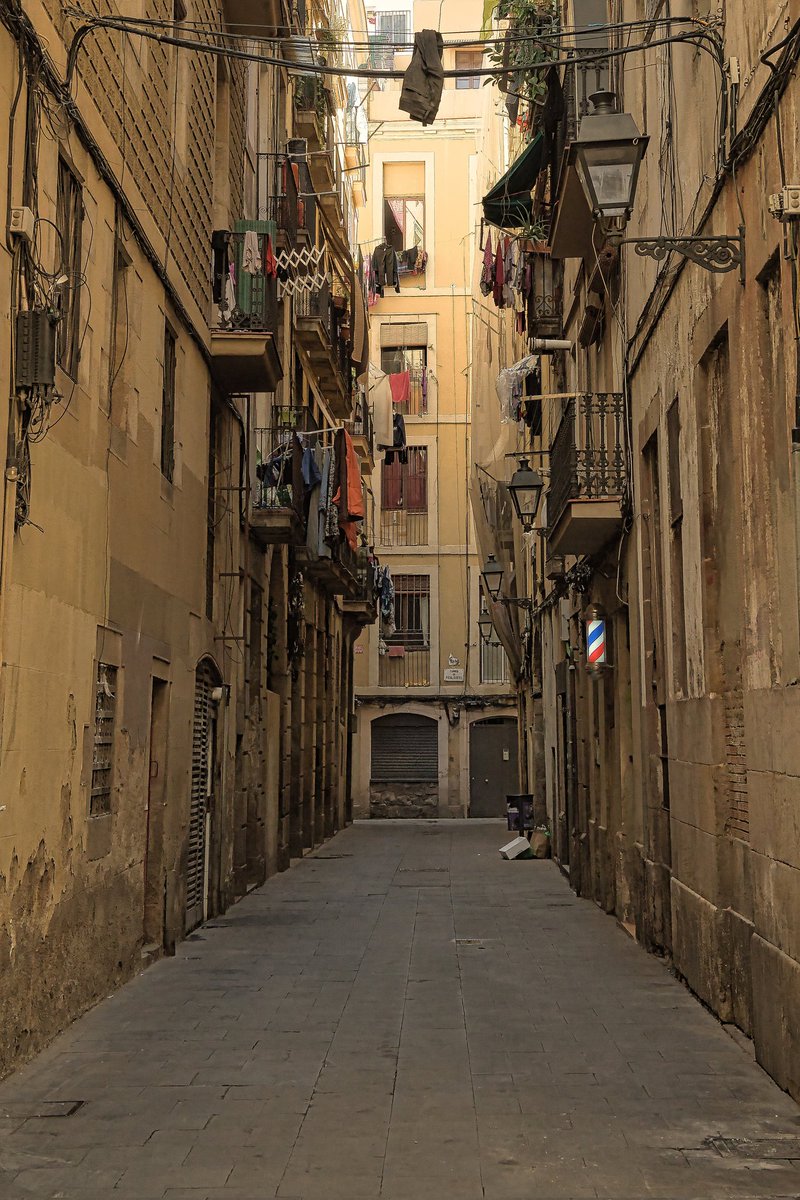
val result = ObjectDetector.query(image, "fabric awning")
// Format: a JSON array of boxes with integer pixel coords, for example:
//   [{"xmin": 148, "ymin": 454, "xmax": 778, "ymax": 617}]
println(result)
[{"xmin": 482, "ymin": 132, "xmax": 545, "ymax": 229}]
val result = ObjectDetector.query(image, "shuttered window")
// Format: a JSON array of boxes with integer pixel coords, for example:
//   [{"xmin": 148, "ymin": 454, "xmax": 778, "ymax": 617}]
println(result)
[
  {"xmin": 382, "ymin": 447, "xmax": 427, "ymax": 512},
  {"xmin": 371, "ymin": 714, "xmax": 438, "ymax": 782}
]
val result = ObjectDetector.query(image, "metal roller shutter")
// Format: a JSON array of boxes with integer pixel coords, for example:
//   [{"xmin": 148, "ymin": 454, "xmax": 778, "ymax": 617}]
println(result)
[
  {"xmin": 187, "ymin": 662, "xmax": 214, "ymax": 928},
  {"xmin": 371, "ymin": 714, "xmax": 438, "ymax": 782}
]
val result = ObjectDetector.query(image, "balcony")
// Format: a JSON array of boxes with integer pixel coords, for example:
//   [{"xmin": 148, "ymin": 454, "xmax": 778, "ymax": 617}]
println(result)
[
  {"xmin": 342, "ymin": 554, "xmax": 378, "ymax": 626},
  {"xmin": 380, "ymin": 510, "xmax": 428, "ymax": 548},
  {"xmin": 210, "ymin": 229, "xmax": 283, "ymax": 394},
  {"xmin": 263, "ymin": 159, "xmax": 300, "ymax": 251},
  {"xmin": 295, "ymin": 282, "xmax": 352, "ymax": 417},
  {"xmin": 293, "ymin": 76, "xmax": 330, "ymax": 154},
  {"xmin": 345, "ymin": 393, "xmax": 374, "ymax": 475},
  {"xmin": 379, "ymin": 643, "xmax": 431, "ymax": 688},
  {"xmin": 546, "ymin": 393, "xmax": 626, "ymax": 558},
  {"xmin": 251, "ymin": 423, "xmax": 305, "ymax": 547}
]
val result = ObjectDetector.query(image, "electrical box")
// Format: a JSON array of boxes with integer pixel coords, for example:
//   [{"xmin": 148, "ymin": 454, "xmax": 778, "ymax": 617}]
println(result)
[
  {"xmin": 15, "ymin": 310, "xmax": 56, "ymax": 388},
  {"xmin": 8, "ymin": 206, "xmax": 35, "ymax": 243},
  {"xmin": 769, "ymin": 187, "xmax": 800, "ymax": 221}
]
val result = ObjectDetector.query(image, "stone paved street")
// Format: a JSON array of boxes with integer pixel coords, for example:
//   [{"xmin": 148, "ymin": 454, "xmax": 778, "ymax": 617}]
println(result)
[{"xmin": 1, "ymin": 823, "xmax": 800, "ymax": 1200}]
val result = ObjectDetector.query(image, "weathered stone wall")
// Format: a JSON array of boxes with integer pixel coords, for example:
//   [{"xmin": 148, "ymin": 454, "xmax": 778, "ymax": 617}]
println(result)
[{"xmin": 369, "ymin": 783, "xmax": 440, "ymax": 819}]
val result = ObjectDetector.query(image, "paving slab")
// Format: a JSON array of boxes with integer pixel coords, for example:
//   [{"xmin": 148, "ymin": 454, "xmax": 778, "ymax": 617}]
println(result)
[{"xmin": 1, "ymin": 823, "xmax": 800, "ymax": 1199}]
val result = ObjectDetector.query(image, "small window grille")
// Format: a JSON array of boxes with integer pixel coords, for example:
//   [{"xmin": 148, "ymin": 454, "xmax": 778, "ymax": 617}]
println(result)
[{"xmin": 91, "ymin": 663, "xmax": 117, "ymax": 817}]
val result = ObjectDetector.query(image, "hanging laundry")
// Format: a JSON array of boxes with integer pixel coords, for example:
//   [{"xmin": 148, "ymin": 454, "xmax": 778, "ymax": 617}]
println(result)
[
  {"xmin": 372, "ymin": 243, "xmax": 401, "ymax": 296},
  {"xmin": 371, "ymin": 369, "xmax": 394, "ymax": 449},
  {"xmin": 384, "ymin": 413, "xmax": 408, "ymax": 466},
  {"xmin": 503, "ymin": 238, "xmax": 516, "ymax": 308},
  {"xmin": 493, "ymin": 237, "xmax": 505, "ymax": 308},
  {"xmin": 301, "ymin": 447, "xmax": 322, "ymax": 490},
  {"xmin": 264, "ymin": 234, "xmax": 278, "ymax": 280},
  {"xmin": 211, "ymin": 229, "xmax": 230, "ymax": 304},
  {"xmin": 399, "ymin": 30, "xmax": 445, "ymax": 126},
  {"xmin": 389, "ymin": 371, "xmax": 411, "ymax": 408},
  {"xmin": 242, "ymin": 230, "xmax": 262, "ymax": 275},
  {"xmin": 480, "ymin": 231, "xmax": 494, "ymax": 297}
]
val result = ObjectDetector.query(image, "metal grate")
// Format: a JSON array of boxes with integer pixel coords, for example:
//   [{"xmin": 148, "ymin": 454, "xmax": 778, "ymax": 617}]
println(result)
[
  {"xmin": 371, "ymin": 713, "xmax": 438, "ymax": 782},
  {"xmin": 380, "ymin": 574, "xmax": 430, "ymax": 686},
  {"xmin": 90, "ymin": 664, "xmax": 117, "ymax": 817}
]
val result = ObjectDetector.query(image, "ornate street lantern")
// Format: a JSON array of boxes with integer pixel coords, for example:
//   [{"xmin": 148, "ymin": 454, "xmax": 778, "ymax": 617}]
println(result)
[
  {"xmin": 508, "ymin": 459, "xmax": 544, "ymax": 531},
  {"xmin": 480, "ymin": 554, "xmax": 504, "ymax": 601},
  {"xmin": 571, "ymin": 91, "xmax": 649, "ymax": 224},
  {"xmin": 478, "ymin": 610, "xmax": 494, "ymax": 644}
]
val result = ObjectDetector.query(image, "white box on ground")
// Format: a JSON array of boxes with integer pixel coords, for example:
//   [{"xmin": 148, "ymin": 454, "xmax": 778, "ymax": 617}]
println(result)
[{"xmin": 499, "ymin": 837, "xmax": 531, "ymax": 860}]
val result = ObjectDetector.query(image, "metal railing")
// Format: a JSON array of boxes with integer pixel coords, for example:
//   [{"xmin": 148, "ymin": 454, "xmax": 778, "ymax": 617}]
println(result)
[
  {"xmin": 379, "ymin": 510, "xmax": 428, "ymax": 548},
  {"xmin": 213, "ymin": 231, "xmax": 279, "ymax": 332},
  {"xmin": 296, "ymin": 282, "xmax": 353, "ymax": 404},
  {"xmin": 346, "ymin": 392, "xmax": 373, "ymax": 452},
  {"xmin": 547, "ymin": 393, "xmax": 626, "ymax": 534},
  {"xmin": 253, "ymin": 425, "xmax": 301, "ymax": 515},
  {"xmin": 271, "ymin": 405, "xmax": 320, "ymax": 436},
  {"xmin": 387, "ymin": 367, "xmax": 428, "ymax": 417},
  {"xmin": 481, "ymin": 640, "xmax": 509, "ymax": 685},
  {"xmin": 379, "ymin": 646, "xmax": 431, "ymax": 687},
  {"xmin": 263, "ymin": 159, "xmax": 300, "ymax": 243},
  {"xmin": 293, "ymin": 75, "xmax": 331, "ymax": 147}
]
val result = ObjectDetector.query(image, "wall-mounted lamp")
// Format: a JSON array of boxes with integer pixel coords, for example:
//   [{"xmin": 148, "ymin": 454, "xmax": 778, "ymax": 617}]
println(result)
[
  {"xmin": 572, "ymin": 91, "xmax": 744, "ymax": 282},
  {"xmin": 507, "ymin": 458, "xmax": 544, "ymax": 531},
  {"xmin": 480, "ymin": 554, "xmax": 504, "ymax": 601}
]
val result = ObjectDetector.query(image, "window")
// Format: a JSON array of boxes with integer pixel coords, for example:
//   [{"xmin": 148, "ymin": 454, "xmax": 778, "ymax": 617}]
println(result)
[
  {"xmin": 108, "ymin": 232, "xmax": 131, "ymax": 416},
  {"xmin": 455, "ymin": 50, "xmax": 483, "ymax": 88},
  {"xmin": 55, "ymin": 158, "xmax": 83, "ymax": 378},
  {"xmin": 161, "ymin": 325, "xmax": 176, "ymax": 481},
  {"xmin": 248, "ymin": 580, "xmax": 263, "ymax": 706},
  {"xmin": 371, "ymin": 714, "xmax": 437, "ymax": 782},
  {"xmin": 381, "ymin": 447, "xmax": 428, "ymax": 547},
  {"xmin": 91, "ymin": 663, "xmax": 117, "ymax": 817},
  {"xmin": 383, "ymin": 197, "xmax": 425, "ymax": 255},
  {"xmin": 379, "ymin": 574, "xmax": 430, "ymax": 686},
  {"xmin": 479, "ymin": 595, "xmax": 509, "ymax": 684},
  {"xmin": 380, "ymin": 322, "xmax": 428, "ymax": 415}
]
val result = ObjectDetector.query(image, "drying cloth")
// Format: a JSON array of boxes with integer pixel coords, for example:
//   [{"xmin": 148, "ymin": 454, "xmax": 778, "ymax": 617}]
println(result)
[
  {"xmin": 371, "ymin": 243, "xmax": 401, "ymax": 295},
  {"xmin": 493, "ymin": 238, "xmax": 505, "ymax": 307},
  {"xmin": 389, "ymin": 371, "xmax": 411, "ymax": 408},
  {"xmin": 371, "ymin": 370, "xmax": 394, "ymax": 448},
  {"xmin": 399, "ymin": 29, "xmax": 445, "ymax": 126},
  {"xmin": 302, "ymin": 447, "xmax": 322, "ymax": 490},
  {"xmin": 242, "ymin": 230, "xmax": 262, "ymax": 275},
  {"xmin": 481, "ymin": 231, "xmax": 494, "ymax": 297},
  {"xmin": 264, "ymin": 234, "xmax": 278, "ymax": 279}
]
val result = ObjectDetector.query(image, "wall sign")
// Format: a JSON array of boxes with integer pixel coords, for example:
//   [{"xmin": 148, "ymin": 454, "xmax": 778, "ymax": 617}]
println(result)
[{"xmin": 444, "ymin": 668, "xmax": 465, "ymax": 682}]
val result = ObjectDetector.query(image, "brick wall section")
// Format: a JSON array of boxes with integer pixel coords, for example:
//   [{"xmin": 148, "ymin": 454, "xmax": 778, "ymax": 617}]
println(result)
[{"xmin": 48, "ymin": 0, "xmax": 245, "ymax": 315}]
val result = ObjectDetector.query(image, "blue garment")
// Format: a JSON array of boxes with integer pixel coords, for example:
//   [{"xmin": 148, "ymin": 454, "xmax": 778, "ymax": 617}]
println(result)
[{"xmin": 302, "ymin": 447, "xmax": 322, "ymax": 489}]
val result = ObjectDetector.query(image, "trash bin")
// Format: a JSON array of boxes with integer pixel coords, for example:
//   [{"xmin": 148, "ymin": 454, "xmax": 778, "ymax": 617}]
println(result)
[{"xmin": 506, "ymin": 794, "xmax": 534, "ymax": 832}]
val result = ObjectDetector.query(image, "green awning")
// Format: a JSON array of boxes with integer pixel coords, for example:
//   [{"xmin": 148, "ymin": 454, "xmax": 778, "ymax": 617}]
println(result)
[{"xmin": 482, "ymin": 132, "xmax": 545, "ymax": 230}]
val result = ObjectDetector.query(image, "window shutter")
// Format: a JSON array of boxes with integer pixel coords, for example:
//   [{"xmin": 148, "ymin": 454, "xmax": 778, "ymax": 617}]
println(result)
[
  {"xmin": 380, "ymin": 322, "xmax": 428, "ymax": 349},
  {"xmin": 382, "ymin": 458, "xmax": 403, "ymax": 511},
  {"xmin": 405, "ymin": 448, "xmax": 428, "ymax": 513}
]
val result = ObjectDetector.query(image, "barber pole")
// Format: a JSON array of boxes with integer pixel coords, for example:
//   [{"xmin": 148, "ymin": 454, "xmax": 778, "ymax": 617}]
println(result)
[{"xmin": 586, "ymin": 611, "xmax": 607, "ymax": 672}]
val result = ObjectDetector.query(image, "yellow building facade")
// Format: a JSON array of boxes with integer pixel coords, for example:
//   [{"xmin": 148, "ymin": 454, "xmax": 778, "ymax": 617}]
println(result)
[{"xmin": 352, "ymin": 0, "xmax": 519, "ymax": 820}]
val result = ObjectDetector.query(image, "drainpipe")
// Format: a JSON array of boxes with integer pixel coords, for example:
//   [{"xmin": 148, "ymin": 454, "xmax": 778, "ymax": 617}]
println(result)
[{"xmin": 529, "ymin": 339, "xmax": 573, "ymax": 353}]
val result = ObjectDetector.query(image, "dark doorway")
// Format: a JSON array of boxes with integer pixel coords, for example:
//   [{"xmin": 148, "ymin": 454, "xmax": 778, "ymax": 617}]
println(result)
[
  {"xmin": 144, "ymin": 677, "xmax": 169, "ymax": 948},
  {"xmin": 469, "ymin": 717, "xmax": 519, "ymax": 817}
]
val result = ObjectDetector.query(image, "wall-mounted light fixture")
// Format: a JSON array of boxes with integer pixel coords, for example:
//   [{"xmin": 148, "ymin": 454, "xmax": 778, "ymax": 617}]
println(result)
[{"xmin": 572, "ymin": 91, "xmax": 744, "ymax": 282}]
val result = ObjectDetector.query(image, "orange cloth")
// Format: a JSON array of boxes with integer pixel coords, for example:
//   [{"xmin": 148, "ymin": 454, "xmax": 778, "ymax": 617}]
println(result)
[{"xmin": 334, "ymin": 430, "xmax": 365, "ymax": 550}]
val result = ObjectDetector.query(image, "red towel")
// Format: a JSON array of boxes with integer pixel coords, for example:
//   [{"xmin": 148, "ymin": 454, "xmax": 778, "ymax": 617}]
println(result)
[
  {"xmin": 389, "ymin": 371, "xmax": 411, "ymax": 407},
  {"xmin": 264, "ymin": 234, "xmax": 278, "ymax": 279}
]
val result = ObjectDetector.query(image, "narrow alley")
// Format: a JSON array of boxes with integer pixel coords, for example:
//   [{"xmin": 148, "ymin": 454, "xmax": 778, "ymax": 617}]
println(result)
[{"xmin": 1, "ymin": 823, "xmax": 799, "ymax": 1200}]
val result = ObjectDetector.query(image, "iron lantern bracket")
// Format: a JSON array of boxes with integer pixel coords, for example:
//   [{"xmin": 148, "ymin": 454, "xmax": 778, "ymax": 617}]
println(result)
[{"xmin": 609, "ymin": 225, "xmax": 745, "ymax": 284}]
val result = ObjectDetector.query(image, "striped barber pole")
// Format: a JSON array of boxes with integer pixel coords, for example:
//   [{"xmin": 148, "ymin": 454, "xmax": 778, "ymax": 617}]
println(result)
[{"xmin": 587, "ymin": 618, "xmax": 606, "ymax": 668}]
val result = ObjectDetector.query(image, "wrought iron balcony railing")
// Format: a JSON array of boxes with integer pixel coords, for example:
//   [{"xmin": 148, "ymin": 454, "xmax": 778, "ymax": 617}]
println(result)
[
  {"xmin": 547, "ymin": 393, "xmax": 626, "ymax": 537},
  {"xmin": 212, "ymin": 230, "xmax": 279, "ymax": 333}
]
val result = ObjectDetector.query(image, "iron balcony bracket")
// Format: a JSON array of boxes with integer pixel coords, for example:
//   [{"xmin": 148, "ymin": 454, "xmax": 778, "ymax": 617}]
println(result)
[{"xmin": 611, "ymin": 226, "xmax": 746, "ymax": 284}]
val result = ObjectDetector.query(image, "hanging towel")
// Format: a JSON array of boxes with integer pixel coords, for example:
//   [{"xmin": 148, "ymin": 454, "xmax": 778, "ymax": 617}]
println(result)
[
  {"xmin": 399, "ymin": 30, "xmax": 445, "ymax": 126},
  {"xmin": 264, "ymin": 234, "xmax": 278, "ymax": 279},
  {"xmin": 389, "ymin": 371, "xmax": 411, "ymax": 408},
  {"xmin": 242, "ymin": 230, "xmax": 262, "ymax": 275},
  {"xmin": 481, "ymin": 231, "xmax": 494, "ymax": 297},
  {"xmin": 371, "ymin": 370, "xmax": 394, "ymax": 448},
  {"xmin": 493, "ymin": 239, "xmax": 505, "ymax": 307}
]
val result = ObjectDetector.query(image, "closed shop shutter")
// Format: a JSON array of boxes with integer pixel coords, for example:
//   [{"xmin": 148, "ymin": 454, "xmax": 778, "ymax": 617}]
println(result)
[
  {"xmin": 187, "ymin": 661, "xmax": 215, "ymax": 928},
  {"xmin": 371, "ymin": 714, "xmax": 438, "ymax": 782}
]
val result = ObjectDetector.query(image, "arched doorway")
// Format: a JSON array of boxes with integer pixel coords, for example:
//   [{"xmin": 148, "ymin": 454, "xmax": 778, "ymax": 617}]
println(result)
[
  {"xmin": 469, "ymin": 717, "xmax": 519, "ymax": 818},
  {"xmin": 187, "ymin": 657, "xmax": 221, "ymax": 931}
]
